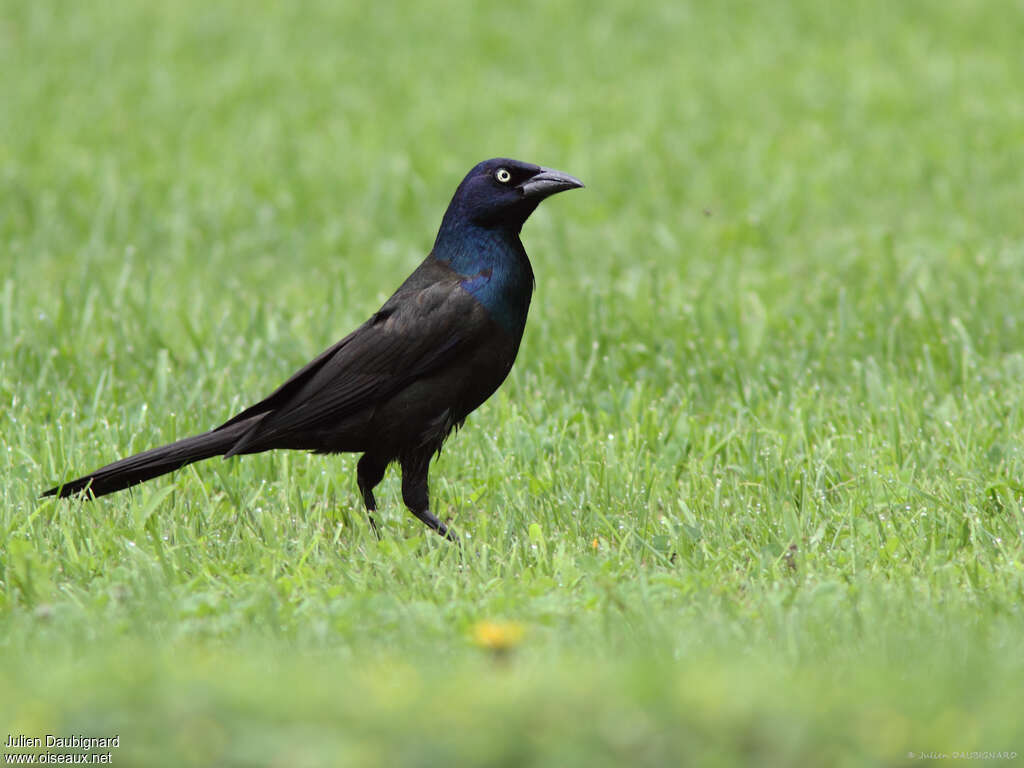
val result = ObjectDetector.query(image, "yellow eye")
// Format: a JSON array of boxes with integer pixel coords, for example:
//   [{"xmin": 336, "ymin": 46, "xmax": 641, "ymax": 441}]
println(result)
[{"xmin": 495, "ymin": 168, "xmax": 512, "ymax": 183}]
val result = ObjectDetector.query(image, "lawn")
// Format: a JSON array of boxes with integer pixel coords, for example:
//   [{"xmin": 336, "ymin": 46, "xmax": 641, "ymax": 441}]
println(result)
[{"xmin": 2, "ymin": 0, "xmax": 1024, "ymax": 765}]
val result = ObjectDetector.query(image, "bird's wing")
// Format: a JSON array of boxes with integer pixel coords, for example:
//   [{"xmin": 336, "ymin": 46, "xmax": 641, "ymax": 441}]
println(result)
[{"xmin": 220, "ymin": 260, "xmax": 492, "ymax": 454}]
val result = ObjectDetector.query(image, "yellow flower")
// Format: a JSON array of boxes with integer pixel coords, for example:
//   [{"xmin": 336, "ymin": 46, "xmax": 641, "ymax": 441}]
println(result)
[{"xmin": 471, "ymin": 620, "xmax": 526, "ymax": 652}]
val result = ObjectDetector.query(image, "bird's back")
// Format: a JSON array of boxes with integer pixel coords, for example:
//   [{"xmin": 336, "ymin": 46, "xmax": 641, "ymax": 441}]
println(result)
[{"xmin": 222, "ymin": 257, "xmax": 527, "ymax": 459}]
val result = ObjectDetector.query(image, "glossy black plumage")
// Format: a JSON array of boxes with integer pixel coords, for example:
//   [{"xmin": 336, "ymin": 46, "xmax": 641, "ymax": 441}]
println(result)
[{"xmin": 42, "ymin": 158, "xmax": 583, "ymax": 541}]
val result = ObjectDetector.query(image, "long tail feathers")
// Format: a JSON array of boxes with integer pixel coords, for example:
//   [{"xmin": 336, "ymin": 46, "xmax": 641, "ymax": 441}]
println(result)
[{"xmin": 41, "ymin": 418, "xmax": 257, "ymax": 500}]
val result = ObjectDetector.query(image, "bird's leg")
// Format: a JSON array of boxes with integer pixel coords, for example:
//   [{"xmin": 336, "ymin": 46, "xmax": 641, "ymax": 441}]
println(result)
[
  {"xmin": 400, "ymin": 452, "xmax": 459, "ymax": 543},
  {"xmin": 356, "ymin": 453, "xmax": 387, "ymax": 539}
]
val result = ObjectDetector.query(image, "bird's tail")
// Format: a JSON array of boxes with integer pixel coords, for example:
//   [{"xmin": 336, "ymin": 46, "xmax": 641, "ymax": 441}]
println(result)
[{"xmin": 41, "ymin": 418, "xmax": 258, "ymax": 499}]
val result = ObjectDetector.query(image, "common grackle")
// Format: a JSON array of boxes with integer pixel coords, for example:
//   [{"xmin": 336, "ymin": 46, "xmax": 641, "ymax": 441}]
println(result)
[{"xmin": 43, "ymin": 158, "xmax": 583, "ymax": 542}]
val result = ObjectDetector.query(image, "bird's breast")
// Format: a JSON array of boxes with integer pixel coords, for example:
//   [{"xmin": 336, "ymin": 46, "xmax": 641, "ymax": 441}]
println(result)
[{"xmin": 458, "ymin": 270, "xmax": 531, "ymax": 339}]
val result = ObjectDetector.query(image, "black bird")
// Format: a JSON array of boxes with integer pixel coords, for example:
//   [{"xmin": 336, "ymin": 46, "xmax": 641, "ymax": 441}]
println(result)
[{"xmin": 43, "ymin": 158, "xmax": 582, "ymax": 541}]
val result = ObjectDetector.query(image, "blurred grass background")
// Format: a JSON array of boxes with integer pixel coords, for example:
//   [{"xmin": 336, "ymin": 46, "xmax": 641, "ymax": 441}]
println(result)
[{"xmin": 2, "ymin": 0, "xmax": 1024, "ymax": 765}]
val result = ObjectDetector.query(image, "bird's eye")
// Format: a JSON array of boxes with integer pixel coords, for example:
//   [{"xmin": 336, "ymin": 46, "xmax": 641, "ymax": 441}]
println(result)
[{"xmin": 495, "ymin": 168, "xmax": 512, "ymax": 184}]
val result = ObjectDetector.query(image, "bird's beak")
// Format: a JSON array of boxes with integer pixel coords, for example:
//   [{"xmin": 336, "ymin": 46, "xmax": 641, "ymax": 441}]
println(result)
[{"xmin": 517, "ymin": 166, "xmax": 585, "ymax": 199}]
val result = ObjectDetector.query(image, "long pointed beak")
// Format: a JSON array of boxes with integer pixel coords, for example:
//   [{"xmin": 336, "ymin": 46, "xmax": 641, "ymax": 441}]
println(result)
[{"xmin": 518, "ymin": 166, "xmax": 585, "ymax": 199}]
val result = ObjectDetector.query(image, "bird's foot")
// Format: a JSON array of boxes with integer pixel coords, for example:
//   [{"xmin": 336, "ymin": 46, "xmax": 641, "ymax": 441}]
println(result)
[
  {"xmin": 412, "ymin": 507, "xmax": 459, "ymax": 545},
  {"xmin": 365, "ymin": 512, "xmax": 382, "ymax": 541}
]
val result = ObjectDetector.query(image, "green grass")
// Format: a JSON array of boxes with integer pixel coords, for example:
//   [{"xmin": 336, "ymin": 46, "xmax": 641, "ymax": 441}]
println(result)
[{"xmin": 3, "ymin": 0, "xmax": 1024, "ymax": 765}]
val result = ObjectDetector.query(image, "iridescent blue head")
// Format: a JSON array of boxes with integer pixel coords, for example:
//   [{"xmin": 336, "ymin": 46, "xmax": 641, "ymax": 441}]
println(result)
[
  {"xmin": 432, "ymin": 158, "xmax": 583, "ymax": 335},
  {"xmin": 436, "ymin": 158, "xmax": 584, "ymax": 238}
]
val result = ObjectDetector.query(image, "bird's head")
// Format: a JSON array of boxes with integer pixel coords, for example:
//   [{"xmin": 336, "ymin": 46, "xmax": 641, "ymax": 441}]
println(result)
[{"xmin": 443, "ymin": 158, "xmax": 584, "ymax": 233}]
